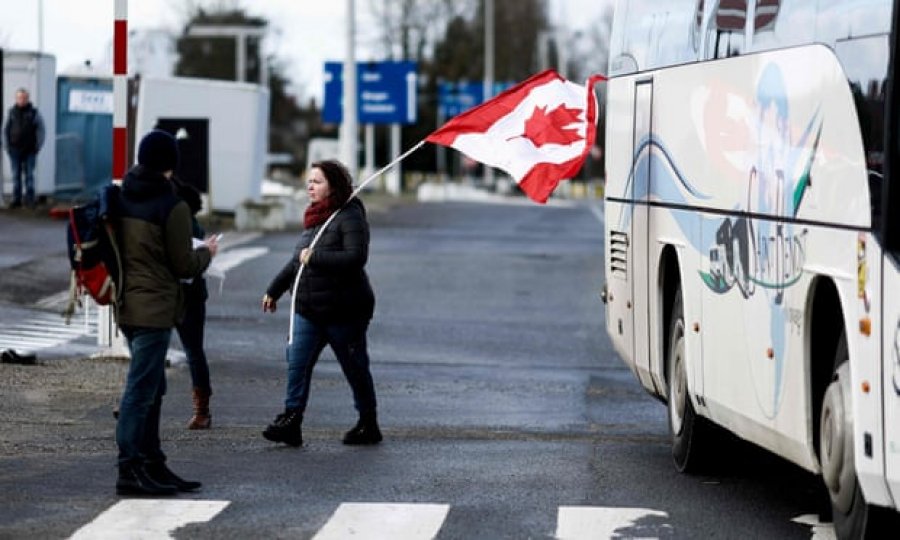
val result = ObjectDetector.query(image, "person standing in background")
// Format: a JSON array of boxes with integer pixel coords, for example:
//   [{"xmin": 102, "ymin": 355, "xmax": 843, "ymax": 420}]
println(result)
[
  {"xmin": 174, "ymin": 180, "xmax": 214, "ymax": 430},
  {"xmin": 2, "ymin": 88, "xmax": 45, "ymax": 209}
]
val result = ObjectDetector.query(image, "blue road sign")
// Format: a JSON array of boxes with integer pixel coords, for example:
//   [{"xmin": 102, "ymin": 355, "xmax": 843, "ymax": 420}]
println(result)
[
  {"xmin": 322, "ymin": 61, "xmax": 418, "ymax": 125},
  {"xmin": 437, "ymin": 81, "xmax": 515, "ymax": 118}
]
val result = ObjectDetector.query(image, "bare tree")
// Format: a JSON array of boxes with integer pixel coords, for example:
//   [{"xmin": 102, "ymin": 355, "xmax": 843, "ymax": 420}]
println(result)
[
  {"xmin": 364, "ymin": 0, "xmax": 474, "ymax": 62},
  {"xmin": 566, "ymin": 6, "xmax": 614, "ymax": 82}
]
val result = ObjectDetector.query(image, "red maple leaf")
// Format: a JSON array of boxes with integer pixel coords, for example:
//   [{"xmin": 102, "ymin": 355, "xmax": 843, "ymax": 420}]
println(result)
[{"xmin": 510, "ymin": 104, "xmax": 584, "ymax": 147}]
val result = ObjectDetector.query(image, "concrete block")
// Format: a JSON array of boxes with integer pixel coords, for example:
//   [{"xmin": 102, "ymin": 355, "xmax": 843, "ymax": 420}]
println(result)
[{"xmin": 235, "ymin": 199, "xmax": 286, "ymax": 231}]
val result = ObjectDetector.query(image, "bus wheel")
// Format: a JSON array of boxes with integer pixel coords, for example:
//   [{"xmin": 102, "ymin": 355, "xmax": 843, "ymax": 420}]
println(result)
[
  {"xmin": 821, "ymin": 333, "xmax": 900, "ymax": 538},
  {"xmin": 667, "ymin": 288, "xmax": 702, "ymax": 473}
]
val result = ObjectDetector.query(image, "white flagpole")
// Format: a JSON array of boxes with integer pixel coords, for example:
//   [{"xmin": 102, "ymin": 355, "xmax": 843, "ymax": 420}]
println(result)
[{"xmin": 286, "ymin": 140, "xmax": 426, "ymax": 343}]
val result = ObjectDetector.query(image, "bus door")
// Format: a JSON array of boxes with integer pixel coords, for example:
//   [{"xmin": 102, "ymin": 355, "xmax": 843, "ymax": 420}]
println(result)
[
  {"xmin": 881, "ymin": 1, "xmax": 900, "ymax": 506},
  {"xmin": 883, "ymin": 253, "xmax": 900, "ymax": 504},
  {"xmin": 632, "ymin": 79, "xmax": 654, "ymax": 386}
]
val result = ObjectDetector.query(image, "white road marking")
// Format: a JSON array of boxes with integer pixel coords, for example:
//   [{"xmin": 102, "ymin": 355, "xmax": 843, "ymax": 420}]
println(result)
[
  {"xmin": 69, "ymin": 499, "xmax": 229, "ymax": 540},
  {"xmin": 556, "ymin": 506, "xmax": 671, "ymax": 539},
  {"xmin": 792, "ymin": 514, "xmax": 837, "ymax": 539},
  {"xmin": 312, "ymin": 503, "xmax": 450, "ymax": 540},
  {"xmin": 205, "ymin": 246, "xmax": 270, "ymax": 294},
  {"xmin": 0, "ymin": 311, "xmax": 96, "ymax": 354},
  {"xmin": 208, "ymin": 246, "xmax": 269, "ymax": 274}
]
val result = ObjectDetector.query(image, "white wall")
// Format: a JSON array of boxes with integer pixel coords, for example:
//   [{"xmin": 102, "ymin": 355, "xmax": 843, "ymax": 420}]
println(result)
[{"xmin": 135, "ymin": 76, "xmax": 270, "ymax": 212}]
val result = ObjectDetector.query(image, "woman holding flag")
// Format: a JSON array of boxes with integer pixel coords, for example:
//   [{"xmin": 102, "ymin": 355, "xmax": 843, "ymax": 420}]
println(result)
[{"xmin": 260, "ymin": 160, "xmax": 381, "ymax": 447}]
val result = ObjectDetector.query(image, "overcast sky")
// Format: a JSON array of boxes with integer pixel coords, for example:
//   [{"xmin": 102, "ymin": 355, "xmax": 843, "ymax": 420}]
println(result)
[{"xmin": 0, "ymin": 0, "xmax": 613, "ymax": 102}]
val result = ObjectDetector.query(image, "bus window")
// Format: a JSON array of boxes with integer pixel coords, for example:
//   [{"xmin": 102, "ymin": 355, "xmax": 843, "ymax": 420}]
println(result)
[
  {"xmin": 706, "ymin": 0, "xmax": 748, "ymax": 59},
  {"xmin": 834, "ymin": 35, "xmax": 890, "ymax": 231},
  {"xmin": 749, "ymin": 0, "xmax": 816, "ymax": 53},
  {"xmin": 608, "ymin": 0, "xmax": 698, "ymax": 75},
  {"xmin": 754, "ymin": 0, "xmax": 779, "ymax": 33},
  {"xmin": 816, "ymin": 0, "xmax": 893, "ymax": 42}
]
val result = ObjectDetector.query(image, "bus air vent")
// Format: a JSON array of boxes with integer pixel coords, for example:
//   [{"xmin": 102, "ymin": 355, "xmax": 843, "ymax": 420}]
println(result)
[{"xmin": 609, "ymin": 230, "xmax": 629, "ymax": 277}]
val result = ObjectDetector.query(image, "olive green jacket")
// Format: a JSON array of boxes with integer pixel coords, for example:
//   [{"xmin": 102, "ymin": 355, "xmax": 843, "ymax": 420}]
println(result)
[{"xmin": 115, "ymin": 165, "xmax": 211, "ymax": 328}]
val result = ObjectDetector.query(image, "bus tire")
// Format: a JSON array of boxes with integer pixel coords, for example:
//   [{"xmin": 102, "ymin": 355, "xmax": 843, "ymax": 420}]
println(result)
[
  {"xmin": 667, "ymin": 288, "xmax": 704, "ymax": 473},
  {"xmin": 823, "ymin": 332, "xmax": 900, "ymax": 538}
]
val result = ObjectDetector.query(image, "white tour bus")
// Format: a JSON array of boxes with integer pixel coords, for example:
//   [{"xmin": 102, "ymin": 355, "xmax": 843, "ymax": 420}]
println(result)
[{"xmin": 602, "ymin": 0, "xmax": 900, "ymax": 536}]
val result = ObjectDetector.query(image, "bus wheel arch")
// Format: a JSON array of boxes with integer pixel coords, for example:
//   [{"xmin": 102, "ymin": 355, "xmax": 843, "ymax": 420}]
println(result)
[
  {"xmin": 809, "ymin": 277, "xmax": 899, "ymax": 537},
  {"xmin": 660, "ymin": 245, "xmax": 705, "ymax": 473},
  {"xmin": 809, "ymin": 276, "xmax": 843, "ymax": 464}
]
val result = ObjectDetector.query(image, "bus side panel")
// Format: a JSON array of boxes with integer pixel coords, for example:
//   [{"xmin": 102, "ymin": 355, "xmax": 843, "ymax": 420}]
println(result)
[
  {"xmin": 880, "ymin": 252, "xmax": 900, "ymax": 509},
  {"xmin": 638, "ymin": 44, "xmax": 878, "ymax": 472}
]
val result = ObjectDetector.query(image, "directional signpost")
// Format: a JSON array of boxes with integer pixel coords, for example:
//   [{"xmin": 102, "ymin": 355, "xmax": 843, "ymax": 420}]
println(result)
[
  {"xmin": 323, "ymin": 61, "xmax": 417, "ymax": 125},
  {"xmin": 323, "ymin": 61, "xmax": 417, "ymax": 195},
  {"xmin": 437, "ymin": 80, "xmax": 515, "ymax": 119},
  {"xmin": 435, "ymin": 80, "xmax": 514, "ymax": 180}
]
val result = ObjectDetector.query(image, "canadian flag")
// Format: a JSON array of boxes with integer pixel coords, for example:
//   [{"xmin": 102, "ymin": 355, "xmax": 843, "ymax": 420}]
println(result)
[{"xmin": 427, "ymin": 70, "xmax": 605, "ymax": 203}]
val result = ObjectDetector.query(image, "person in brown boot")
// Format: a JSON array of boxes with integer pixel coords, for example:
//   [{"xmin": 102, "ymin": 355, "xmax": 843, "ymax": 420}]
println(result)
[
  {"xmin": 189, "ymin": 387, "xmax": 211, "ymax": 429},
  {"xmin": 175, "ymin": 182, "xmax": 214, "ymax": 430}
]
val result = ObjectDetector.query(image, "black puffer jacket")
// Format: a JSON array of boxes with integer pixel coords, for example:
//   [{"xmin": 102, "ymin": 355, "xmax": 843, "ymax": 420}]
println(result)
[{"xmin": 266, "ymin": 198, "xmax": 375, "ymax": 323}]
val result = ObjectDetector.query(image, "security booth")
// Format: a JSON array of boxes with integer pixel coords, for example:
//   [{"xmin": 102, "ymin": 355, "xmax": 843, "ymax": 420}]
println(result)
[
  {"xmin": 135, "ymin": 76, "xmax": 269, "ymax": 213},
  {"xmin": 55, "ymin": 74, "xmax": 113, "ymax": 197}
]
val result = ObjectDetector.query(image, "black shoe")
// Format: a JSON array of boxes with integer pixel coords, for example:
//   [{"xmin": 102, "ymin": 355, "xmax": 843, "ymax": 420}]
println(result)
[
  {"xmin": 145, "ymin": 461, "xmax": 202, "ymax": 492},
  {"xmin": 8, "ymin": 200, "xmax": 21, "ymax": 209},
  {"xmin": 116, "ymin": 463, "xmax": 177, "ymax": 496},
  {"xmin": 1, "ymin": 349, "xmax": 36, "ymax": 365},
  {"xmin": 342, "ymin": 414, "xmax": 383, "ymax": 445},
  {"xmin": 262, "ymin": 408, "xmax": 303, "ymax": 446}
]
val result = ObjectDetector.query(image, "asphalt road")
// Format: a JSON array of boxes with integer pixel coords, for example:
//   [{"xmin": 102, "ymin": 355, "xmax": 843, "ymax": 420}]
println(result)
[{"xmin": 0, "ymin": 199, "xmax": 831, "ymax": 539}]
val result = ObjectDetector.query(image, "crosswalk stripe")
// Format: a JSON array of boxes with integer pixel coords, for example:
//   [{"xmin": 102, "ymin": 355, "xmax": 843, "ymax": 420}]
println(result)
[
  {"xmin": 0, "ymin": 302, "xmax": 97, "ymax": 354},
  {"xmin": 312, "ymin": 503, "xmax": 450, "ymax": 540},
  {"xmin": 556, "ymin": 506, "xmax": 671, "ymax": 539},
  {"xmin": 0, "ymin": 336, "xmax": 69, "ymax": 349},
  {"xmin": 68, "ymin": 499, "xmax": 230, "ymax": 540},
  {"xmin": 1, "ymin": 327, "xmax": 84, "ymax": 338},
  {"xmin": 60, "ymin": 501, "xmax": 838, "ymax": 538},
  {"xmin": 0, "ymin": 337, "xmax": 66, "ymax": 347}
]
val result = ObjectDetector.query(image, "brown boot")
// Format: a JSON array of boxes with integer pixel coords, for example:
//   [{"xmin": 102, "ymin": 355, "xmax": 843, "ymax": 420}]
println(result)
[{"xmin": 188, "ymin": 387, "xmax": 211, "ymax": 429}]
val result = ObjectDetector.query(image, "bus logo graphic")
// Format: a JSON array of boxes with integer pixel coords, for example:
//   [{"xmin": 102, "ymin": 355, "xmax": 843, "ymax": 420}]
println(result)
[{"xmin": 701, "ymin": 218, "xmax": 808, "ymax": 302}]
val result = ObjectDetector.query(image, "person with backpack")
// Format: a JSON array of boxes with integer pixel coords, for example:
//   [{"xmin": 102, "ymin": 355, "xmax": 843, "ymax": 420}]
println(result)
[
  {"xmin": 113, "ymin": 129, "xmax": 218, "ymax": 497},
  {"xmin": 174, "ymin": 180, "xmax": 214, "ymax": 430},
  {"xmin": 2, "ymin": 88, "xmax": 45, "ymax": 209}
]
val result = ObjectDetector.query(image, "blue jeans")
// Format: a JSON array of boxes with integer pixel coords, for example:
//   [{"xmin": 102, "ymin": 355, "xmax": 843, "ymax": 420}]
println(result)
[
  {"xmin": 116, "ymin": 326, "xmax": 171, "ymax": 466},
  {"xmin": 176, "ymin": 298, "xmax": 210, "ymax": 392},
  {"xmin": 7, "ymin": 150, "xmax": 36, "ymax": 205},
  {"xmin": 285, "ymin": 314, "xmax": 377, "ymax": 415}
]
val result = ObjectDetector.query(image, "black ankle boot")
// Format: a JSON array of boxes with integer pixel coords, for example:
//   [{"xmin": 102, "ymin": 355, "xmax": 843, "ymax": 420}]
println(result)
[
  {"xmin": 116, "ymin": 462, "xmax": 177, "ymax": 496},
  {"xmin": 343, "ymin": 413, "xmax": 382, "ymax": 445},
  {"xmin": 262, "ymin": 408, "xmax": 303, "ymax": 447},
  {"xmin": 145, "ymin": 461, "xmax": 202, "ymax": 492}
]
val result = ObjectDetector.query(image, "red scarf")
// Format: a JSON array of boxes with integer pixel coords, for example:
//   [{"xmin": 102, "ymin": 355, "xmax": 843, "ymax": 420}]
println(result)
[{"xmin": 304, "ymin": 199, "xmax": 337, "ymax": 229}]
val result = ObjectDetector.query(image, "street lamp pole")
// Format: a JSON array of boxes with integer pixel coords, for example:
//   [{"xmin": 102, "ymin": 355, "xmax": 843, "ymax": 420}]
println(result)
[
  {"xmin": 37, "ymin": 0, "xmax": 44, "ymax": 53},
  {"xmin": 341, "ymin": 0, "xmax": 359, "ymax": 180},
  {"xmin": 483, "ymin": 0, "xmax": 494, "ymax": 188}
]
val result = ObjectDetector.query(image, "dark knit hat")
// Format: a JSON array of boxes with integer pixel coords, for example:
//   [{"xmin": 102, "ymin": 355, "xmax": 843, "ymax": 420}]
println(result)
[{"xmin": 137, "ymin": 129, "xmax": 179, "ymax": 173}]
